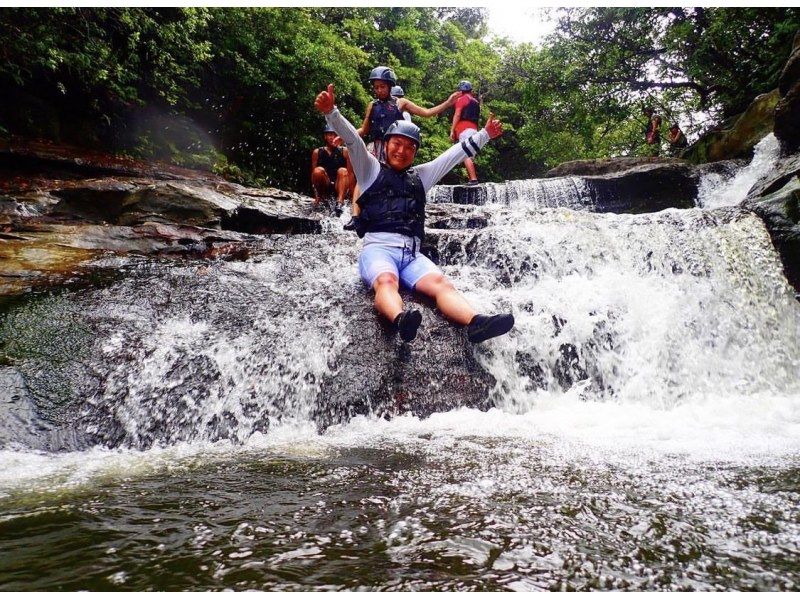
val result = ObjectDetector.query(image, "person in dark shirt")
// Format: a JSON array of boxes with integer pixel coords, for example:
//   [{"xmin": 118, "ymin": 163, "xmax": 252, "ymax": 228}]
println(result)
[
  {"xmin": 311, "ymin": 124, "xmax": 354, "ymax": 213},
  {"xmin": 316, "ymin": 83, "xmax": 514, "ymax": 345},
  {"xmin": 668, "ymin": 122, "xmax": 688, "ymax": 155}
]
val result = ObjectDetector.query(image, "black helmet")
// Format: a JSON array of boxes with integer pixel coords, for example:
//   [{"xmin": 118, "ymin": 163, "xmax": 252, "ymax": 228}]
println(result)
[
  {"xmin": 391, "ymin": 85, "xmax": 405, "ymax": 97},
  {"xmin": 458, "ymin": 80, "xmax": 473, "ymax": 92},
  {"xmin": 384, "ymin": 120, "xmax": 421, "ymax": 148},
  {"xmin": 369, "ymin": 66, "xmax": 397, "ymax": 85},
  {"xmin": 670, "ymin": 122, "xmax": 679, "ymax": 129},
  {"xmin": 323, "ymin": 123, "xmax": 335, "ymax": 134}
]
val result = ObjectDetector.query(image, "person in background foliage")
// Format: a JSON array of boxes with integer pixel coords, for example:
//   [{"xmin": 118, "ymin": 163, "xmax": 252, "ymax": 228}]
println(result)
[
  {"xmin": 450, "ymin": 80, "xmax": 482, "ymax": 185},
  {"xmin": 310, "ymin": 124, "xmax": 354, "ymax": 214},
  {"xmin": 316, "ymin": 83, "xmax": 514, "ymax": 345},
  {"xmin": 643, "ymin": 107, "xmax": 663, "ymax": 156},
  {"xmin": 668, "ymin": 122, "xmax": 688, "ymax": 155}
]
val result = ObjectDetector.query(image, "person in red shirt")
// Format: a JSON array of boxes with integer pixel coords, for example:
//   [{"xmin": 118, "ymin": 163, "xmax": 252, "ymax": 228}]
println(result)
[{"xmin": 450, "ymin": 80, "xmax": 481, "ymax": 185}]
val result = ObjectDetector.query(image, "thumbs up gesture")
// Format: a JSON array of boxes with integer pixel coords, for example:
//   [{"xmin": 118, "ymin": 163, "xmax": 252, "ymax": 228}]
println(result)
[{"xmin": 315, "ymin": 83, "xmax": 336, "ymax": 115}]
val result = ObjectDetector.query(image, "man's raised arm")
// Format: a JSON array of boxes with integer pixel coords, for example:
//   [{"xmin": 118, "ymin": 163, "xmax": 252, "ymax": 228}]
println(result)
[{"xmin": 416, "ymin": 113, "xmax": 504, "ymax": 192}]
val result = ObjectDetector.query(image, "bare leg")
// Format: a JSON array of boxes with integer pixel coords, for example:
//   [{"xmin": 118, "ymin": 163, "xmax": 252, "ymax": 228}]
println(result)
[
  {"xmin": 351, "ymin": 183, "xmax": 361, "ymax": 217},
  {"xmin": 335, "ymin": 167, "xmax": 351, "ymax": 205},
  {"xmin": 311, "ymin": 167, "xmax": 331, "ymax": 205},
  {"xmin": 414, "ymin": 272, "xmax": 476, "ymax": 326},
  {"xmin": 373, "ymin": 272, "xmax": 403, "ymax": 321},
  {"xmin": 464, "ymin": 157, "xmax": 478, "ymax": 181}
]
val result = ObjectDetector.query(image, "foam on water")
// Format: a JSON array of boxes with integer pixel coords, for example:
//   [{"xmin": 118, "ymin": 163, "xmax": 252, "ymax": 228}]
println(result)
[
  {"xmin": 2, "ymin": 154, "xmax": 800, "ymax": 503},
  {"xmin": 696, "ymin": 134, "xmax": 782, "ymax": 208}
]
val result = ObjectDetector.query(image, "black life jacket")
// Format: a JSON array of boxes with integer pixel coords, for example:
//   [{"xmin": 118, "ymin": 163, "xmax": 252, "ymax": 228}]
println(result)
[
  {"xmin": 369, "ymin": 98, "xmax": 403, "ymax": 142},
  {"xmin": 317, "ymin": 146, "xmax": 346, "ymax": 182},
  {"xmin": 357, "ymin": 164, "xmax": 426, "ymax": 239},
  {"xmin": 460, "ymin": 95, "xmax": 480, "ymax": 124}
]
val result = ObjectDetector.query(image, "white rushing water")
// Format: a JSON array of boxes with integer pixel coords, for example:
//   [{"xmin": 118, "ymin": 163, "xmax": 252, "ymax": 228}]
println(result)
[
  {"xmin": 1, "ymin": 141, "xmax": 799, "ymax": 496},
  {"xmin": 696, "ymin": 133, "xmax": 782, "ymax": 208}
]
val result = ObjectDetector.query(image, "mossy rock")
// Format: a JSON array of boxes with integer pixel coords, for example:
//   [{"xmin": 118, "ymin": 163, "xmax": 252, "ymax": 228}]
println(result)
[{"xmin": 683, "ymin": 89, "xmax": 780, "ymax": 164}]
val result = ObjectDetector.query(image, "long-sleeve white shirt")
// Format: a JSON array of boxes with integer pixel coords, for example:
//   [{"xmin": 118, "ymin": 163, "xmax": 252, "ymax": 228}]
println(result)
[{"xmin": 324, "ymin": 107, "xmax": 490, "ymax": 246}]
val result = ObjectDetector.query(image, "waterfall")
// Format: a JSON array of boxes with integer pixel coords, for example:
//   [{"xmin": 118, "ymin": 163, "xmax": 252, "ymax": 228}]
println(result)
[
  {"xmin": 1, "ymin": 139, "xmax": 799, "ymax": 452},
  {"xmin": 696, "ymin": 134, "xmax": 782, "ymax": 208},
  {"xmin": 428, "ymin": 177, "xmax": 594, "ymax": 208},
  {"xmin": 434, "ymin": 207, "xmax": 800, "ymax": 414}
]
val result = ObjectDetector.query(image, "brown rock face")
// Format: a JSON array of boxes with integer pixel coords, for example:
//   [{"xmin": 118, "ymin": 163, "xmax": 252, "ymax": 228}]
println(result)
[
  {"xmin": 545, "ymin": 157, "xmax": 684, "ymax": 178},
  {"xmin": 683, "ymin": 89, "xmax": 781, "ymax": 164},
  {"xmin": 0, "ymin": 139, "xmax": 323, "ymax": 296}
]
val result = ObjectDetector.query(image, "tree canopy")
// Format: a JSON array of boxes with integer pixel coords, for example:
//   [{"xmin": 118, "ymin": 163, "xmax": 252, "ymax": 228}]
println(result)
[{"xmin": 1, "ymin": 7, "xmax": 797, "ymax": 189}]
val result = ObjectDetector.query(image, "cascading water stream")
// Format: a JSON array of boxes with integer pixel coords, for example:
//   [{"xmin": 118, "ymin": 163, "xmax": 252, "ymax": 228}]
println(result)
[
  {"xmin": 1, "ymin": 142, "xmax": 799, "ymax": 591},
  {"xmin": 696, "ymin": 134, "xmax": 782, "ymax": 208}
]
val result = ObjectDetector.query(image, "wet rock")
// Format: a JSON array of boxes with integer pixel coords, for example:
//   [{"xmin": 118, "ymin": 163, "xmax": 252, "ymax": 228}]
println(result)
[
  {"xmin": 0, "ymin": 367, "xmax": 51, "ymax": 450},
  {"xmin": 743, "ymin": 177, "xmax": 800, "ymax": 292},
  {"xmin": 775, "ymin": 31, "xmax": 800, "ymax": 153},
  {"xmin": 426, "ymin": 204, "xmax": 491, "ymax": 230},
  {"xmin": 746, "ymin": 153, "xmax": 800, "ymax": 199},
  {"xmin": 581, "ymin": 163, "xmax": 699, "ymax": 213},
  {"xmin": 43, "ymin": 179, "xmax": 322, "ymax": 233},
  {"xmin": 430, "ymin": 184, "xmax": 489, "ymax": 205},
  {"xmin": 546, "ymin": 157, "xmax": 684, "ymax": 178},
  {"xmin": 313, "ymin": 295, "xmax": 496, "ymax": 429},
  {"xmin": 0, "ymin": 221, "xmax": 258, "ymax": 296}
]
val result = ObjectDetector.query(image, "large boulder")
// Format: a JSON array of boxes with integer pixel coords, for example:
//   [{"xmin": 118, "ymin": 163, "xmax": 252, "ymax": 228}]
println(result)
[
  {"xmin": 313, "ymin": 295, "xmax": 496, "ymax": 430},
  {"xmin": 774, "ymin": 31, "xmax": 800, "ymax": 153},
  {"xmin": 743, "ymin": 177, "xmax": 800, "ymax": 293},
  {"xmin": 682, "ymin": 89, "xmax": 781, "ymax": 163},
  {"xmin": 545, "ymin": 156, "xmax": 684, "ymax": 178},
  {"xmin": 0, "ymin": 222, "xmax": 257, "ymax": 296}
]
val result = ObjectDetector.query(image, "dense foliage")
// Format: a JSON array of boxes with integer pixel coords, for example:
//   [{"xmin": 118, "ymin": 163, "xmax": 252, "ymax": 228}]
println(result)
[{"xmin": 1, "ymin": 7, "xmax": 798, "ymax": 188}]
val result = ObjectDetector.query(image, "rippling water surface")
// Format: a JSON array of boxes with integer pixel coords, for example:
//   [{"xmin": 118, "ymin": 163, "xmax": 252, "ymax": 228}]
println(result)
[{"xmin": 2, "ymin": 407, "xmax": 800, "ymax": 591}]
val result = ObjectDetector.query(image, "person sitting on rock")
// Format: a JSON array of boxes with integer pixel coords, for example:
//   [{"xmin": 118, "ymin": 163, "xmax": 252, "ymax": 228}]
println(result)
[
  {"xmin": 450, "ymin": 80, "xmax": 482, "ymax": 185},
  {"xmin": 311, "ymin": 124, "xmax": 354, "ymax": 214},
  {"xmin": 316, "ymin": 83, "xmax": 514, "ymax": 344},
  {"xmin": 668, "ymin": 122, "xmax": 688, "ymax": 155}
]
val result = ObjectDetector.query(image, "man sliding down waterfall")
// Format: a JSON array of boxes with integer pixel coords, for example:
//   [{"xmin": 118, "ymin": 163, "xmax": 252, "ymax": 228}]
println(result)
[{"xmin": 315, "ymin": 84, "xmax": 514, "ymax": 344}]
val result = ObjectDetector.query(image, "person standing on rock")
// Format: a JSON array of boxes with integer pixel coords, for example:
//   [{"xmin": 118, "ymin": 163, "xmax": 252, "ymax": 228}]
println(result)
[
  {"xmin": 668, "ymin": 122, "xmax": 688, "ymax": 155},
  {"xmin": 315, "ymin": 83, "xmax": 514, "ymax": 344},
  {"xmin": 643, "ymin": 107, "xmax": 663, "ymax": 156},
  {"xmin": 450, "ymin": 80, "xmax": 482, "ymax": 185},
  {"xmin": 311, "ymin": 124, "xmax": 354, "ymax": 214},
  {"xmin": 391, "ymin": 86, "xmax": 413, "ymax": 122},
  {"xmin": 356, "ymin": 66, "xmax": 459, "ymax": 161}
]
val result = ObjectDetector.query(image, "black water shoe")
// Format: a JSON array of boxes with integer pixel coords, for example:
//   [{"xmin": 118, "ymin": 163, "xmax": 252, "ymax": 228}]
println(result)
[
  {"xmin": 466, "ymin": 179, "xmax": 480, "ymax": 186},
  {"xmin": 395, "ymin": 309, "xmax": 422, "ymax": 342},
  {"xmin": 467, "ymin": 313, "xmax": 514, "ymax": 343}
]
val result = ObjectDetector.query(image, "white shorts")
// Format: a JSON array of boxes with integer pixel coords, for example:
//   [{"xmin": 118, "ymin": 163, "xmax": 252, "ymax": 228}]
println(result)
[
  {"xmin": 358, "ymin": 242, "xmax": 441, "ymax": 289},
  {"xmin": 458, "ymin": 128, "xmax": 478, "ymax": 143}
]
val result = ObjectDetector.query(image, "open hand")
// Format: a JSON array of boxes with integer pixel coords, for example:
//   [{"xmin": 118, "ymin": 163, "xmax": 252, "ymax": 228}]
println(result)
[
  {"xmin": 447, "ymin": 91, "xmax": 460, "ymax": 106},
  {"xmin": 315, "ymin": 83, "xmax": 336, "ymax": 114},
  {"xmin": 485, "ymin": 112, "xmax": 503, "ymax": 139}
]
